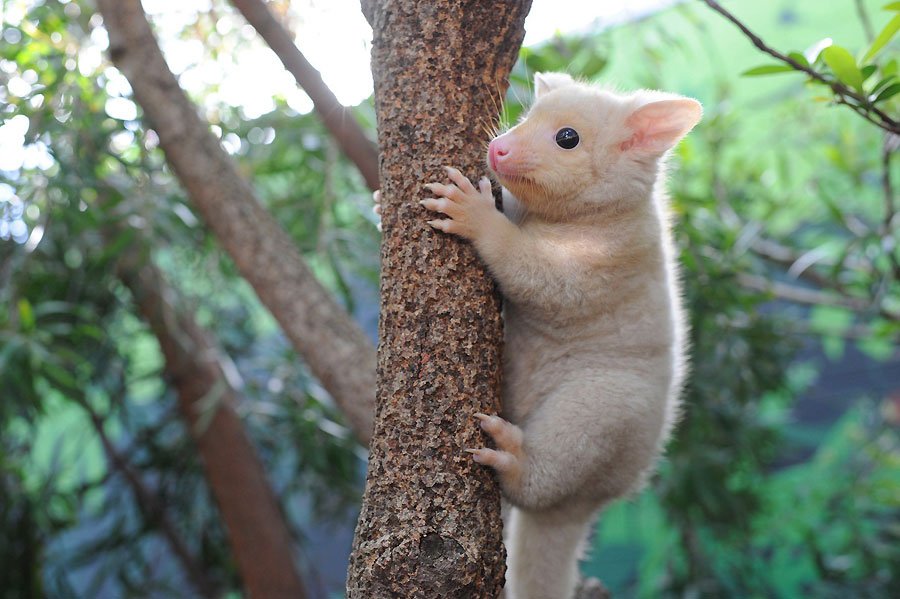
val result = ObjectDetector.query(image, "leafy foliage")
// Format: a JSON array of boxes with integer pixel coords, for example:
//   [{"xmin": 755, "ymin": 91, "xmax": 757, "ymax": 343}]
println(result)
[
  {"xmin": 1, "ymin": 1, "xmax": 371, "ymax": 597},
  {"xmin": 736, "ymin": 1, "xmax": 900, "ymax": 135}
]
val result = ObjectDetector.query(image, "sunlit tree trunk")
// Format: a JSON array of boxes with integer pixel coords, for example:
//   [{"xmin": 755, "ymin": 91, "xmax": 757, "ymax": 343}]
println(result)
[{"xmin": 346, "ymin": 1, "xmax": 531, "ymax": 597}]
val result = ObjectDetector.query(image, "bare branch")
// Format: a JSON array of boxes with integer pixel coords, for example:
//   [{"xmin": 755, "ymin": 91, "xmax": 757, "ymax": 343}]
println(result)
[
  {"xmin": 749, "ymin": 238, "xmax": 849, "ymax": 289},
  {"xmin": 748, "ymin": 238, "xmax": 900, "ymax": 321},
  {"xmin": 115, "ymin": 241, "xmax": 309, "ymax": 599},
  {"xmin": 736, "ymin": 272, "xmax": 870, "ymax": 311},
  {"xmin": 701, "ymin": 0, "xmax": 900, "ymax": 135},
  {"xmin": 855, "ymin": 0, "xmax": 875, "ymax": 43},
  {"xmin": 75, "ymin": 396, "xmax": 220, "ymax": 599},
  {"xmin": 883, "ymin": 135, "xmax": 899, "ymax": 234},
  {"xmin": 882, "ymin": 135, "xmax": 900, "ymax": 281},
  {"xmin": 230, "ymin": 0, "xmax": 380, "ymax": 191}
]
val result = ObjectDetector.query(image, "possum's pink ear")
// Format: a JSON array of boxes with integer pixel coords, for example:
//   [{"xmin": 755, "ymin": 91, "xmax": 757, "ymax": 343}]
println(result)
[
  {"xmin": 624, "ymin": 99, "xmax": 702, "ymax": 153},
  {"xmin": 534, "ymin": 72, "xmax": 576, "ymax": 98}
]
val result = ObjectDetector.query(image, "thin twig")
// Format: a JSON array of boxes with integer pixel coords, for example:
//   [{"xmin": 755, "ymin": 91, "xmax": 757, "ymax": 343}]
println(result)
[
  {"xmin": 883, "ymin": 135, "xmax": 898, "ymax": 235},
  {"xmin": 701, "ymin": 0, "xmax": 900, "ymax": 135},
  {"xmin": 855, "ymin": 0, "xmax": 875, "ymax": 44},
  {"xmin": 737, "ymin": 272, "xmax": 870, "ymax": 311},
  {"xmin": 74, "ymin": 396, "xmax": 220, "ymax": 599},
  {"xmin": 882, "ymin": 135, "xmax": 900, "ymax": 280},
  {"xmin": 747, "ymin": 239, "xmax": 900, "ymax": 321}
]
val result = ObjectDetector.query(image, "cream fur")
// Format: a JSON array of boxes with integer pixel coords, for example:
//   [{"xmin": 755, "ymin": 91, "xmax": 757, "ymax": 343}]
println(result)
[{"xmin": 421, "ymin": 72, "xmax": 701, "ymax": 599}]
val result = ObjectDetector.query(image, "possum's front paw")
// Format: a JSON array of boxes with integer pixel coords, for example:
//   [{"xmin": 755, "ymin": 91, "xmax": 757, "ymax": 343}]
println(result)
[
  {"xmin": 421, "ymin": 167, "xmax": 498, "ymax": 241},
  {"xmin": 468, "ymin": 413, "xmax": 524, "ymax": 484}
]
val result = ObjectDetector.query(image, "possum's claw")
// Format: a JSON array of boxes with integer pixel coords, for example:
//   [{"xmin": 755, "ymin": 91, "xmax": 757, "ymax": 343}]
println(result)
[
  {"xmin": 466, "ymin": 447, "xmax": 519, "ymax": 474},
  {"xmin": 475, "ymin": 413, "xmax": 523, "ymax": 454},
  {"xmin": 469, "ymin": 413, "xmax": 523, "ymax": 478},
  {"xmin": 423, "ymin": 169, "xmax": 500, "ymax": 241}
]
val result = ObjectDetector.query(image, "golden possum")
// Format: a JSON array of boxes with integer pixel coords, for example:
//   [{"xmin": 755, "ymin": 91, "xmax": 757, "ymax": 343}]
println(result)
[{"xmin": 418, "ymin": 72, "xmax": 701, "ymax": 599}]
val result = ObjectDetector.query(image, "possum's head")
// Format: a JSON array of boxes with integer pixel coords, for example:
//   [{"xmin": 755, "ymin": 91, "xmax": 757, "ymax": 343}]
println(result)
[{"xmin": 487, "ymin": 72, "xmax": 702, "ymax": 219}]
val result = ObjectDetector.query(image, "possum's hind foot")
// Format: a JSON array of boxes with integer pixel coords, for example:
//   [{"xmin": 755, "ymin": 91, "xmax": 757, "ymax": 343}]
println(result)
[{"xmin": 467, "ymin": 413, "xmax": 523, "ymax": 480}]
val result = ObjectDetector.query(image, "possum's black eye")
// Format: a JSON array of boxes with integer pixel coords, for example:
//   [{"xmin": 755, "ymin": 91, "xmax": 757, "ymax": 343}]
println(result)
[{"xmin": 555, "ymin": 127, "xmax": 580, "ymax": 149}]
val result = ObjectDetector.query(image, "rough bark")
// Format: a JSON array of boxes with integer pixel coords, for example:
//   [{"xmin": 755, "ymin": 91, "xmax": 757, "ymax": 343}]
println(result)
[
  {"xmin": 230, "ymin": 0, "xmax": 380, "ymax": 191},
  {"xmin": 346, "ymin": 2, "xmax": 531, "ymax": 598},
  {"xmin": 116, "ymin": 249, "xmax": 308, "ymax": 599},
  {"xmin": 96, "ymin": 0, "xmax": 376, "ymax": 445}
]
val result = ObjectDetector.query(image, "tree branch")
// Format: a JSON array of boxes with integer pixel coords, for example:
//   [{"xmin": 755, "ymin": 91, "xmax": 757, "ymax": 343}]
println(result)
[
  {"xmin": 883, "ymin": 135, "xmax": 900, "ymax": 281},
  {"xmin": 230, "ymin": 0, "xmax": 380, "ymax": 191},
  {"xmin": 883, "ymin": 137, "xmax": 895, "ymax": 236},
  {"xmin": 75, "ymin": 395, "xmax": 220, "ymax": 599},
  {"xmin": 701, "ymin": 0, "xmax": 900, "ymax": 135},
  {"xmin": 96, "ymin": 0, "xmax": 376, "ymax": 445},
  {"xmin": 855, "ymin": 0, "xmax": 875, "ymax": 44},
  {"xmin": 114, "ymin": 240, "xmax": 309, "ymax": 599},
  {"xmin": 736, "ymin": 272, "xmax": 870, "ymax": 311},
  {"xmin": 748, "ymin": 237, "xmax": 900, "ymax": 320},
  {"xmin": 346, "ymin": 0, "xmax": 532, "ymax": 596}
]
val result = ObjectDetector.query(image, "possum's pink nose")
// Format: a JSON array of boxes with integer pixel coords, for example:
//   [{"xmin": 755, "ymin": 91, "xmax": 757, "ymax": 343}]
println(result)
[{"xmin": 488, "ymin": 138, "xmax": 510, "ymax": 171}]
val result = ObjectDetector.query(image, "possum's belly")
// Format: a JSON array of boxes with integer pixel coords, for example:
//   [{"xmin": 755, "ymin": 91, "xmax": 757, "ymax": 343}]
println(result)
[{"xmin": 501, "ymin": 314, "xmax": 674, "ymax": 427}]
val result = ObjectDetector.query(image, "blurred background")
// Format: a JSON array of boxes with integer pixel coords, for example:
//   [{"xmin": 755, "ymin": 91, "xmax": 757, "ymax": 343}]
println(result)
[{"xmin": 1, "ymin": 0, "xmax": 899, "ymax": 597}]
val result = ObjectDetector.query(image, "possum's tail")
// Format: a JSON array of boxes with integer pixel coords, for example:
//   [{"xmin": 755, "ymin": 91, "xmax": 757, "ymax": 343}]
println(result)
[{"xmin": 504, "ymin": 505, "xmax": 595, "ymax": 599}]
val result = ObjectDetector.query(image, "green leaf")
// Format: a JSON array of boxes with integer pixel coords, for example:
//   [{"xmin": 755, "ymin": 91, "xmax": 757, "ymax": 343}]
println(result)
[
  {"xmin": 822, "ymin": 45, "xmax": 864, "ymax": 90},
  {"xmin": 864, "ymin": 13, "xmax": 900, "ymax": 61},
  {"xmin": 884, "ymin": 58, "xmax": 899, "ymax": 76},
  {"xmin": 857, "ymin": 336, "xmax": 896, "ymax": 361},
  {"xmin": 32, "ymin": 301, "xmax": 75, "ymax": 317},
  {"xmin": 787, "ymin": 52, "xmax": 810, "ymax": 68},
  {"xmin": 883, "ymin": 2, "xmax": 900, "ymax": 10},
  {"xmin": 870, "ymin": 74, "xmax": 897, "ymax": 94},
  {"xmin": 41, "ymin": 361, "xmax": 78, "ymax": 391},
  {"xmin": 742, "ymin": 64, "xmax": 796, "ymax": 76},
  {"xmin": 18, "ymin": 299, "xmax": 35, "ymax": 331},
  {"xmin": 874, "ymin": 81, "xmax": 900, "ymax": 102},
  {"xmin": 809, "ymin": 305, "xmax": 855, "ymax": 338},
  {"xmin": 861, "ymin": 64, "xmax": 878, "ymax": 80}
]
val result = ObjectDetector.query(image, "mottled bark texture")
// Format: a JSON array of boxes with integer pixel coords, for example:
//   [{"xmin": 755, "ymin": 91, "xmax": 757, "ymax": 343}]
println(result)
[
  {"xmin": 96, "ymin": 0, "xmax": 376, "ymax": 444},
  {"xmin": 116, "ymin": 250, "xmax": 307, "ymax": 599},
  {"xmin": 230, "ymin": 0, "xmax": 380, "ymax": 191},
  {"xmin": 346, "ymin": 2, "xmax": 531, "ymax": 598}
]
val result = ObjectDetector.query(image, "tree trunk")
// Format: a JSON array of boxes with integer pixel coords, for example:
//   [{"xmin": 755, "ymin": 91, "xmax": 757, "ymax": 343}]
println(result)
[
  {"xmin": 96, "ymin": 0, "xmax": 376, "ymax": 445},
  {"xmin": 346, "ymin": 2, "xmax": 531, "ymax": 597},
  {"xmin": 116, "ymin": 249, "xmax": 308, "ymax": 599}
]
